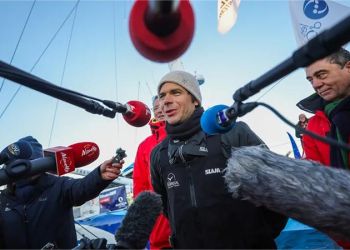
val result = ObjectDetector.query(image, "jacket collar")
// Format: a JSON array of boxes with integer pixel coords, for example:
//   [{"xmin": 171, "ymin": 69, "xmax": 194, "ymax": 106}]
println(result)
[
  {"xmin": 149, "ymin": 118, "xmax": 165, "ymax": 135},
  {"xmin": 296, "ymin": 93, "xmax": 326, "ymax": 114}
]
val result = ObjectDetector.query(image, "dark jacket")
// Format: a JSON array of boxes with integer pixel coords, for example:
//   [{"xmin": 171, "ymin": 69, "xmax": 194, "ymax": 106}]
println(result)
[
  {"xmin": 0, "ymin": 167, "xmax": 111, "ymax": 249},
  {"xmin": 297, "ymin": 94, "xmax": 350, "ymax": 249},
  {"xmin": 151, "ymin": 121, "xmax": 287, "ymax": 249}
]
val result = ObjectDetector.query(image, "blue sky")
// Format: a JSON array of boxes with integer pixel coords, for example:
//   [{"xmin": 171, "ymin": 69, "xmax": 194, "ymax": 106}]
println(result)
[{"xmin": 1, "ymin": 0, "xmax": 349, "ymax": 170}]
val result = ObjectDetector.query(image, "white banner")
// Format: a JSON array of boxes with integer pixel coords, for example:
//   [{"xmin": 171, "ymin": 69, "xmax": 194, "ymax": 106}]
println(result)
[
  {"xmin": 289, "ymin": 0, "xmax": 350, "ymax": 46},
  {"xmin": 218, "ymin": 0, "xmax": 241, "ymax": 34}
]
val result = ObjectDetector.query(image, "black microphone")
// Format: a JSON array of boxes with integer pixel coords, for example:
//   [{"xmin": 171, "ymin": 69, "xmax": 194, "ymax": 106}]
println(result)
[
  {"xmin": 103, "ymin": 100, "xmax": 151, "ymax": 127},
  {"xmin": 115, "ymin": 191, "xmax": 163, "ymax": 249},
  {"xmin": 224, "ymin": 146, "xmax": 350, "ymax": 241},
  {"xmin": 0, "ymin": 140, "xmax": 33, "ymax": 165}
]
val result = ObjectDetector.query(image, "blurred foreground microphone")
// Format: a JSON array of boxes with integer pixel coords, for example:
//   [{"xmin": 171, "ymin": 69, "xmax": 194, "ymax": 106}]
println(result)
[
  {"xmin": 129, "ymin": 0, "xmax": 195, "ymax": 63},
  {"xmin": 104, "ymin": 100, "xmax": 151, "ymax": 127},
  {"xmin": 115, "ymin": 191, "xmax": 162, "ymax": 249},
  {"xmin": 0, "ymin": 140, "xmax": 33, "ymax": 165},
  {"xmin": 224, "ymin": 146, "xmax": 350, "ymax": 240},
  {"xmin": 0, "ymin": 142, "xmax": 100, "ymax": 185}
]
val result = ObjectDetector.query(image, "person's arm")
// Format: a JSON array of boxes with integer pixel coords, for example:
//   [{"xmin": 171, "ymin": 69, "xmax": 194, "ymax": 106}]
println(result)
[
  {"xmin": 221, "ymin": 121, "xmax": 266, "ymax": 151},
  {"xmin": 295, "ymin": 122, "xmax": 302, "ymax": 138},
  {"xmin": 59, "ymin": 158, "xmax": 123, "ymax": 207},
  {"xmin": 133, "ymin": 142, "xmax": 152, "ymax": 198},
  {"xmin": 302, "ymin": 133, "xmax": 323, "ymax": 162},
  {"xmin": 150, "ymin": 145, "xmax": 168, "ymax": 218}
]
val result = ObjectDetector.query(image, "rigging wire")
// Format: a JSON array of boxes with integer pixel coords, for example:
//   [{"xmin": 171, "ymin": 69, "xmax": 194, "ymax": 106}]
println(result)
[
  {"xmin": 0, "ymin": 0, "xmax": 37, "ymax": 93},
  {"xmin": 254, "ymin": 76, "xmax": 286, "ymax": 102},
  {"xmin": 113, "ymin": 0, "xmax": 120, "ymax": 138},
  {"xmin": 48, "ymin": 0, "xmax": 80, "ymax": 147},
  {"xmin": 75, "ymin": 221, "xmax": 99, "ymax": 239},
  {"xmin": 145, "ymin": 81, "xmax": 154, "ymax": 97},
  {"xmin": 0, "ymin": 0, "xmax": 80, "ymax": 120}
]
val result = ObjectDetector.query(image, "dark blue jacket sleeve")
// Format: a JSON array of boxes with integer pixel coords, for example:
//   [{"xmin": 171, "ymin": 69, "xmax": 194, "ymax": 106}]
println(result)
[{"xmin": 59, "ymin": 167, "xmax": 112, "ymax": 207}]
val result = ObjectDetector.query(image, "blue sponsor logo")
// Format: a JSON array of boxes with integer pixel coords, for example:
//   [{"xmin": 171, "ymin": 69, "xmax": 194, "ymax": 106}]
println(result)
[{"xmin": 303, "ymin": 0, "xmax": 329, "ymax": 19}]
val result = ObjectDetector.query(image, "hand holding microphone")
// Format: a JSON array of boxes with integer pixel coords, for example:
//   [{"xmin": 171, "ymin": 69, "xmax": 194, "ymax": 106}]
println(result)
[{"xmin": 100, "ymin": 148, "xmax": 127, "ymax": 181}]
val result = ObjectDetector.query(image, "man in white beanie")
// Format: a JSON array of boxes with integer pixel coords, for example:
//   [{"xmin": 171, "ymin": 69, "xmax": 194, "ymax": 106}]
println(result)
[{"xmin": 150, "ymin": 70, "xmax": 287, "ymax": 249}]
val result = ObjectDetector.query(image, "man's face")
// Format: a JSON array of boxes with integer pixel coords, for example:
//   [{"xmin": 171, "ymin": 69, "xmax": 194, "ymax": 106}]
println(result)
[
  {"xmin": 158, "ymin": 82, "xmax": 199, "ymax": 125},
  {"xmin": 153, "ymin": 98, "xmax": 165, "ymax": 121},
  {"xmin": 306, "ymin": 58, "xmax": 350, "ymax": 101}
]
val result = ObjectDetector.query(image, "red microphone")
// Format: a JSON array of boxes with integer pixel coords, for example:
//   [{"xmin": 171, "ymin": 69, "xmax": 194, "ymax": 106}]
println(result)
[
  {"xmin": 122, "ymin": 100, "xmax": 151, "ymax": 127},
  {"xmin": 129, "ymin": 0, "xmax": 195, "ymax": 63},
  {"xmin": 0, "ymin": 142, "xmax": 101, "ymax": 185},
  {"xmin": 44, "ymin": 142, "xmax": 100, "ymax": 175},
  {"xmin": 103, "ymin": 100, "xmax": 151, "ymax": 127},
  {"xmin": 68, "ymin": 142, "xmax": 100, "ymax": 168}
]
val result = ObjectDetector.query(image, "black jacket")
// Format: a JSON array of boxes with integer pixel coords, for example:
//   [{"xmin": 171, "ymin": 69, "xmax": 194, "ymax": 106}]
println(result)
[
  {"xmin": 151, "ymin": 122, "xmax": 287, "ymax": 249},
  {"xmin": 0, "ymin": 167, "xmax": 111, "ymax": 249}
]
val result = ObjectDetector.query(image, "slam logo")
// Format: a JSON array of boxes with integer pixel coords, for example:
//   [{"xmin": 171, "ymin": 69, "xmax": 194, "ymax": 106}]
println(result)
[{"xmin": 303, "ymin": 0, "xmax": 329, "ymax": 20}]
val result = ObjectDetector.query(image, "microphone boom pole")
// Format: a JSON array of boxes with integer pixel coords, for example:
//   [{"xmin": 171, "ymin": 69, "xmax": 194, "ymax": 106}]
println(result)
[
  {"xmin": 233, "ymin": 15, "xmax": 350, "ymax": 103},
  {"xmin": 0, "ymin": 60, "xmax": 116, "ymax": 118}
]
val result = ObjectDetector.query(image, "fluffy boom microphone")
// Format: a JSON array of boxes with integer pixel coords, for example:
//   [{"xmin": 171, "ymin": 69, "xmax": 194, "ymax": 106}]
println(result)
[
  {"xmin": 115, "ymin": 191, "xmax": 162, "ymax": 249},
  {"xmin": 224, "ymin": 146, "xmax": 350, "ymax": 240}
]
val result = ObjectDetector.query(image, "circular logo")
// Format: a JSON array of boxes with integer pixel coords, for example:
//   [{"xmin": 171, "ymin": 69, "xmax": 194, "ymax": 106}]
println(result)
[
  {"xmin": 303, "ymin": 0, "xmax": 329, "ymax": 19},
  {"xmin": 118, "ymin": 197, "xmax": 124, "ymax": 202},
  {"xmin": 8, "ymin": 144, "xmax": 20, "ymax": 156}
]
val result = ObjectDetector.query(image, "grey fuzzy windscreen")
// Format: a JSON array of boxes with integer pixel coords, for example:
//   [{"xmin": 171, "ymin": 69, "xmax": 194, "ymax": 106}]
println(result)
[
  {"xmin": 115, "ymin": 191, "xmax": 162, "ymax": 249},
  {"xmin": 224, "ymin": 146, "xmax": 350, "ymax": 241}
]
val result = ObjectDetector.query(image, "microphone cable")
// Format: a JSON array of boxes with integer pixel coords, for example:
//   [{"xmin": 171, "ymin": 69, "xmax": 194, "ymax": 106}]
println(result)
[{"xmin": 246, "ymin": 101, "xmax": 350, "ymax": 152}]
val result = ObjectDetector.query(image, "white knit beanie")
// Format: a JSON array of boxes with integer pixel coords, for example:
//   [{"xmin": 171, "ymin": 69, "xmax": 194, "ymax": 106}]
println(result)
[{"xmin": 158, "ymin": 70, "xmax": 202, "ymax": 104}]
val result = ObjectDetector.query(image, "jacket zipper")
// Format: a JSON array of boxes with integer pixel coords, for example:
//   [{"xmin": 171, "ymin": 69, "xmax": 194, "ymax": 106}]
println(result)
[
  {"xmin": 23, "ymin": 205, "xmax": 28, "ymax": 223},
  {"xmin": 184, "ymin": 161, "xmax": 197, "ymax": 208},
  {"xmin": 179, "ymin": 143, "xmax": 197, "ymax": 208}
]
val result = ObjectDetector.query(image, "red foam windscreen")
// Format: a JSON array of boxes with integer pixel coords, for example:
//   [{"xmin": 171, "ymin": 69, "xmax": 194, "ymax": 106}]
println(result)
[
  {"xmin": 129, "ymin": 0, "xmax": 195, "ymax": 63},
  {"xmin": 68, "ymin": 142, "xmax": 100, "ymax": 168},
  {"xmin": 123, "ymin": 100, "xmax": 151, "ymax": 127}
]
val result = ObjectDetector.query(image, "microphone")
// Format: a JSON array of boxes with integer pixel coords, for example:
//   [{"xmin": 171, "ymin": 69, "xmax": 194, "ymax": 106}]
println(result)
[
  {"xmin": 200, "ymin": 105, "xmax": 235, "ymax": 135},
  {"xmin": 224, "ymin": 146, "xmax": 350, "ymax": 241},
  {"xmin": 0, "ymin": 142, "xmax": 100, "ymax": 186},
  {"xmin": 115, "ymin": 191, "xmax": 163, "ymax": 249},
  {"xmin": 129, "ymin": 0, "xmax": 195, "ymax": 63},
  {"xmin": 200, "ymin": 103, "xmax": 258, "ymax": 135},
  {"xmin": 67, "ymin": 142, "xmax": 100, "ymax": 168},
  {"xmin": 0, "ymin": 140, "xmax": 33, "ymax": 165},
  {"xmin": 103, "ymin": 100, "xmax": 151, "ymax": 127}
]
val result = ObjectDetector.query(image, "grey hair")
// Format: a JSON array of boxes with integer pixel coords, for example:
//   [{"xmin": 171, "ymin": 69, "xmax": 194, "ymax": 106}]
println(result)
[{"xmin": 326, "ymin": 47, "xmax": 350, "ymax": 68}]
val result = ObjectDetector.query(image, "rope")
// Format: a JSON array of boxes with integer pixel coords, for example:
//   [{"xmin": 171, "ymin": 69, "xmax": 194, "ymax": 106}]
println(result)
[
  {"xmin": 48, "ymin": 0, "xmax": 80, "ymax": 146},
  {"xmin": 0, "ymin": 0, "xmax": 36, "ymax": 93},
  {"xmin": 0, "ymin": 0, "xmax": 80, "ymax": 120}
]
